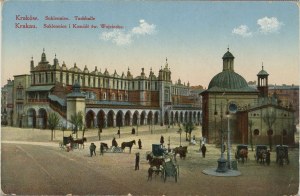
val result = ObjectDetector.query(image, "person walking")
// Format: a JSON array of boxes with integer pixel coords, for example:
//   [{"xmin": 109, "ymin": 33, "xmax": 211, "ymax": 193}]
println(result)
[
  {"xmin": 135, "ymin": 152, "xmax": 140, "ymax": 170},
  {"xmin": 100, "ymin": 143, "xmax": 104, "ymax": 156},
  {"xmin": 266, "ymin": 150, "xmax": 271, "ymax": 165},
  {"xmin": 89, "ymin": 143, "xmax": 96, "ymax": 157},
  {"xmin": 138, "ymin": 139, "xmax": 142, "ymax": 149},
  {"xmin": 160, "ymin": 135, "xmax": 164, "ymax": 147},
  {"xmin": 201, "ymin": 144, "xmax": 207, "ymax": 158}
]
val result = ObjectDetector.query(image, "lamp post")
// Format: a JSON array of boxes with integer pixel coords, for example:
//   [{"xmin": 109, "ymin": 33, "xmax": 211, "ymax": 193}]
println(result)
[
  {"xmin": 226, "ymin": 110, "xmax": 231, "ymax": 169},
  {"xmin": 216, "ymin": 102, "xmax": 227, "ymax": 173}
]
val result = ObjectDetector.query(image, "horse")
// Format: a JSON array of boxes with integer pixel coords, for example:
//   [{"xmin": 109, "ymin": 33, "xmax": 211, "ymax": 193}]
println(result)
[
  {"xmin": 173, "ymin": 146, "xmax": 188, "ymax": 159},
  {"xmin": 73, "ymin": 137, "xmax": 87, "ymax": 149},
  {"xmin": 146, "ymin": 152, "xmax": 165, "ymax": 169},
  {"xmin": 147, "ymin": 166, "xmax": 164, "ymax": 181},
  {"xmin": 121, "ymin": 140, "xmax": 136, "ymax": 153},
  {"xmin": 100, "ymin": 142, "xmax": 109, "ymax": 151},
  {"xmin": 236, "ymin": 149, "xmax": 248, "ymax": 163},
  {"xmin": 256, "ymin": 149, "xmax": 267, "ymax": 164}
]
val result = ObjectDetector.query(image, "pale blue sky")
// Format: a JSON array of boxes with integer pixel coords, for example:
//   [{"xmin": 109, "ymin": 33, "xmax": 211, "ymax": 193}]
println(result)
[{"xmin": 2, "ymin": 1, "xmax": 299, "ymax": 87}]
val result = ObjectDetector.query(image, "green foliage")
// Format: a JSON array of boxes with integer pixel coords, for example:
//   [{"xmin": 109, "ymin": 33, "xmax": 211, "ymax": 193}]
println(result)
[
  {"xmin": 48, "ymin": 112, "xmax": 60, "ymax": 141},
  {"xmin": 70, "ymin": 111, "xmax": 84, "ymax": 137},
  {"xmin": 48, "ymin": 112, "xmax": 60, "ymax": 131}
]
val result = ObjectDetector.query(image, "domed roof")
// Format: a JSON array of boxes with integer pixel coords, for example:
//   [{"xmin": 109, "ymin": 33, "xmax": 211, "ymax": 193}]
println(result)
[
  {"xmin": 208, "ymin": 70, "xmax": 248, "ymax": 90},
  {"xmin": 257, "ymin": 66, "xmax": 269, "ymax": 76},
  {"xmin": 222, "ymin": 50, "xmax": 234, "ymax": 59}
]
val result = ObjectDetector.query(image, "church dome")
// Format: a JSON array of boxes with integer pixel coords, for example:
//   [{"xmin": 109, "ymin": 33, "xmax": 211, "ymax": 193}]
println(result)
[{"xmin": 208, "ymin": 70, "xmax": 248, "ymax": 90}]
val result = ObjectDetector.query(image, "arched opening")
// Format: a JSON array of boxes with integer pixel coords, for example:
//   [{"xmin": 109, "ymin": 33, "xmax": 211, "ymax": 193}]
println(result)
[
  {"xmin": 85, "ymin": 110, "xmax": 95, "ymax": 128},
  {"xmin": 154, "ymin": 111, "xmax": 159, "ymax": 125},
  {"xmin": 193, "ymin": 112, "xmax": 197, "ymax": 123},
  {"xmin": 140, "ymin": 111, "xmax": 146, "ymax": 125},
  {"xmin": 254, "ymin": 129, "xmax": 259, "ymax": 136},
  {"xmin": 267, "ymin": 129, "xmax": 273, "ymax": 136},
  {"xmin": 180, "ymin": 112, "xmax": 183, "ymax": 123},
  {"xmin": 147, "ymin": 111, "xmax": 153, "ymax": 125},
  {"xmin": 116, "ymin": 110, "xmax": 123, "ymax": 128},
  {"xmin": 164, "ymin": 111, "xmax": 169, "ymax": 125},
  {"xmin": 132, "ymin": 111, "xmax": 139, "ymax": 126},
  {"xmin": 97, "ymin": 110, "xmax": 105, "ymax": 128},
  {"xmin": 107, "ymin": 110, "xmax": 115, "ymax": 127},
  {"xmin": 197, "ymin": 112, "xmax": 201, "ymax": 125},
  {"xmin": 184, "ymin": 111, "xmax": 188, "ymax": 123},
  {"xmin": 175, "ymin": 111, "xmax": 179, "ymax": 124},
  {"xmin": 38, "ymin": 108, "xmax": 47, "ymax": 129},
  {"xmin": 125, "ymin": 111, "xmax": 131, "ymax": 126},
  {"xmin": 170, "ymin": 111, "xmax": 174, "ymax": 126},
  {"xmin": 189, "ymin": 111, "xmax": 192, "ymax": 123},
  {"xmin": 27, "ymin": 108, "xmax": 36, "ymax": 128}
]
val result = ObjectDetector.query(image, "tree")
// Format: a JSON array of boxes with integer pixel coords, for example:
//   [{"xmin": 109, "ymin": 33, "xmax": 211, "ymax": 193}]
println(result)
[
  {"xmin": 70, "ymin": 111, "xmax": 84, "ymax": 139},
  {"xmin": 183, "ymin": 122, "xmax": 195, "ymax": 142},
  {"xmin": 48, "ymin": 112, "xmax": 60, "ymax": 141},
  {"xmin": 263, "ymin": 108, "xmax": 277, "ymax": 151}
]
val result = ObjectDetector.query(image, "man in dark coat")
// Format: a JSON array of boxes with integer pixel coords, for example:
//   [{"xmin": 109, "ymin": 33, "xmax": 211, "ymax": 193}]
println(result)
[
  {"xmin": 112, "ymin": 137, "xmax": 118, "ymax": 147},
  {"xmin": 160, "ymin": 135, "xmax": 164, "ymax": 147},
  {"xmin": 135, "ymin": 152, "xmax": 140, "ymax": 170},
  {"xmin": 201, "ymin": 144, "xmax": 207, "ymax": 158},
  {"xmin": 89, "ymin": 143, "xmax": 96, "ymax": 157},
  {"xmin": 138, "ymin": 139, "xmax": 142, "ymax": 149}
]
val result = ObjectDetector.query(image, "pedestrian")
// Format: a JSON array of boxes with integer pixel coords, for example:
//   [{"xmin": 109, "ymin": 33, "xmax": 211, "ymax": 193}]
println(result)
[
  {"xmin": 112, "ymin": 137, "xmax": 118, "ymax": 147},
  {"xmin": 89, "ymin": 143, "xmax": 96, "ymax": 157},
  {"xmin": 135, "ymin": 152, "xmax": 140, "ymax": 170},
  {"xmin": 160, "ymin": 135, "xmax": 164, "ymax": 147},
  {"xmin": 266, "ymin": 150, "xmax": 271, "ymax": 165},
  {"xmin": 201, "ymin": 144, "xmax": 207, "ymax": 158},
  {"xmin": 138, "ymin": 139, "xmax": 142, "ymax": 149},
  {"xmin": 117, "ymin": 129, "xmax": 120, "ymax": 138},
  {"xmin": 132, "ymin": 128, "xmax": 135, "ymax": 134},
  {"xmin": 100, "ymin": 143, "xmax": 104, "ymax": 156}
]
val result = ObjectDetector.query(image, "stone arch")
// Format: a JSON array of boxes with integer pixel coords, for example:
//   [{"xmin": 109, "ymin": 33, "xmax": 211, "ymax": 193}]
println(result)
[
  {"xmin": 116, "ymin": 110, "xmax": 123, "ymax": 128},
  {"xmin": 27, "ymin": 108, "xmax": 36, "ymax": 128},
  {"xmin": 184, "ymin": 111, "xmax": 188, "ymax": 123},
  {"xmin": 164, "ymin": 111, "xmax": 169, "ymax": 125},
  {"xmin": 125, "ymin": 110, "xmax": 131, "ymax": 126},
  {"xmin": 38, "ymin": 108, "xmax": 47, "ymax": 129},
  {"xmin": 175, "ymin": 111, "xmax": 179, "ymax": 124},
  {"xmin": 154, "ymin": 111, "xmax": 159, "ymax": 125},
  {"xmin": 189, "ymin": 111, "xmax": 192, "ymax": 123},
  {"xmin": 132, "ymin": 111, "xmax": 139, "ymax": 126},
  {"xmin": 147, "ymin": 111, "xmax": 153, "ymax": 124},
  {"xmin": 140, "ymin": 111, "xmax": 146, "ymax": 125},
  {"xmin": 107, "ymin": 110, "xmax": 115, "ymax": 127},
  {"xmin": 97, "ymin": 110, "xmax": 106, "ymax": 128},
  {"xmin": 180, "ymin": 112, "xmax": 183, "ymax": 123},
  {"xmin": 170, "ymin": 111, "xmax": 174, "ymax": 126},
  {"xmin": 86, "ymin": 110, "xmax": 96, "ymax": 128}
]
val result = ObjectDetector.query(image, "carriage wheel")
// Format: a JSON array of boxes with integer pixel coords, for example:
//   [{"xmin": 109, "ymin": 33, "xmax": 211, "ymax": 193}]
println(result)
[
  {"xmin": 177, "ymin": 166, "xmax": 179, "ymax": 177},
  {"xmin": 163, "ymin": 170, "xmax": 167, "ymax": 182},
  {"xmin": 175, "ymin": 171, "xmax": 177, "ymax": 183}
]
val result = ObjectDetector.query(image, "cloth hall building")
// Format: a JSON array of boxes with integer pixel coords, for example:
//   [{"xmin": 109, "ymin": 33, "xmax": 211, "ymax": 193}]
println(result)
[{"xmin": 4, "ymin": 50, "xmax": 202, "ymax": 130}]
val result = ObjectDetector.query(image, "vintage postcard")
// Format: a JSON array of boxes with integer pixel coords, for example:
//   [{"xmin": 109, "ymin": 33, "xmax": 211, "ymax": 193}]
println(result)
[{"xmin": 1, "ymin": 1, "xmax": 299, "ymax": 195}]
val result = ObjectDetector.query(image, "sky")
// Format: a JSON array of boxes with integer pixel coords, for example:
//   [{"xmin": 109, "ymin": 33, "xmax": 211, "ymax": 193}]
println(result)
[{"xmin": 1, "ymin": 1, "xmax": 299, "ymax": 88}]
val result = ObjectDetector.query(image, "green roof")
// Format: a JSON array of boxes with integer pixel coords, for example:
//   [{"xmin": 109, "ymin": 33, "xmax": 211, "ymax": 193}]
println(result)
[{"xmin": 26, "ymin": 85, "xmax": 54, "ymax": 92}]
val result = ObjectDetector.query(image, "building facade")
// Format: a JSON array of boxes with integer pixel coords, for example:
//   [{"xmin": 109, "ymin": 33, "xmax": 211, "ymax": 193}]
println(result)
[
  {"xmin": 201, "ymin": 49, "xmax": 296, "ymax": 146},
  {"xmin": 4, "ymin": 50, "xmax": 202, "ymax": 129}
]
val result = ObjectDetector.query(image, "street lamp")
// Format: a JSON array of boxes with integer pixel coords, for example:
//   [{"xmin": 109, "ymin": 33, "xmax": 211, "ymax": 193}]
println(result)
[
  {"xmin": 216, "ymin": 102, "xmax": 227, "ymax": 173},
  {"xmin": 226, "ymin": 110, "xmax": 231, "ymax": 170}
]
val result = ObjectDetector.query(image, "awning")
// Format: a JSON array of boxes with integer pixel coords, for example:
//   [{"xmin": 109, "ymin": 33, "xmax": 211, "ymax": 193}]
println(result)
[{"xmin": 26, "ymin": 85, "xmax": 54, "ymax": 92}]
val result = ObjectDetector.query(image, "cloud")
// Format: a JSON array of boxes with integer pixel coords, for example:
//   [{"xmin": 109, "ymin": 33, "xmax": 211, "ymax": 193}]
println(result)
[
  {"xmin": 101, "ymin": 30, "xmax": 132, "ymax": 46},
  {"xmin": 100, "ymin": 19, "xmax": 156, "ymax": 46},
  {"xmin": 257, "ymin": 17, "xmax": 283, "ymax": 34},
  {"xmin": 232, "ymin": 25, "xmax": 252, "ymax": 37},
  {"xmin": 132, "ymin": 19, "xmax": 156, "ymax": 35}
]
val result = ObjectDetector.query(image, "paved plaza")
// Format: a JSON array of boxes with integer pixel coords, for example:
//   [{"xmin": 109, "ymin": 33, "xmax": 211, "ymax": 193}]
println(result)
[{"xmin": 1, "ymin": 126, "xmax": 299, "ymax": 195}]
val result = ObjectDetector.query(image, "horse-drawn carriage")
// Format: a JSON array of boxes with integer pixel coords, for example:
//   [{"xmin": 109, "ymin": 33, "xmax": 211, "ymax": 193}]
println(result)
[
  {"xmin": 276, "ymin": 145, "xmax": 289, "ymax": 166},
  {"xmin": 235, "ymin": 144, "xmax": 248, "ymax": 163},
  {"xmin": 162, "ymin": 158, "xmax": 179, "ymax": 182},
  {"xmin": 59, "ymin": 136, "xmax": 87, "ymax": 151},
  {"xmin": 254, "ymin": 145, "xmax": 268, "ymax": 164},
  {"xmin": 147, "ymin": 144, "xmax": 178, "ymax": 182}
]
